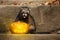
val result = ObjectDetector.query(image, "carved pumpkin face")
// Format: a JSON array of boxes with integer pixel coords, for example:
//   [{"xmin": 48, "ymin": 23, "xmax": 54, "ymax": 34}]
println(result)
[{"xmin": 10, "ymin": 21, "xmax": 29, "ymax": 34}]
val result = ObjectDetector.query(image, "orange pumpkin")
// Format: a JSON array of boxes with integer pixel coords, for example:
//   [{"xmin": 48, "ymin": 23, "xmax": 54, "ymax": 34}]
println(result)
[{"xmin": 10, "ymin": 21, "xmax": 29, "ymax": 34}]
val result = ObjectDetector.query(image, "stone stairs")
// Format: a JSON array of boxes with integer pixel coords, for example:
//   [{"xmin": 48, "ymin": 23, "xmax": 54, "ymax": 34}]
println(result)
[{"xmin": 0, "ymin": 34, "xmax": 60, "ymax": 40}]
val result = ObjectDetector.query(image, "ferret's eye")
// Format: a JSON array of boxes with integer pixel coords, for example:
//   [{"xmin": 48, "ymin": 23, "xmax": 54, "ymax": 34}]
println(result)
[{"xmin": 22, "ymin": 12, "xmax": 24, "ymax": 13}]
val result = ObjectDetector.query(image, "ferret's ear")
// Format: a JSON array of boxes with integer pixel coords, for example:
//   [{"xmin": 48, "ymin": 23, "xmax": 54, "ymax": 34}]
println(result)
[
  {"xmin": 20, "ymin": 7, "xmax": 24, "ymax": 10},
  {"xmin": 29, "ymin": 8, "xmax": 31, "ymax": 11},
  {"xmin": 28, "ymin": 7, "xmax": 31, "ymax": 11}
]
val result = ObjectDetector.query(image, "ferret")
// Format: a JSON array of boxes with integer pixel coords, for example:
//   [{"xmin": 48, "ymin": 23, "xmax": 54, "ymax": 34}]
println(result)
[{"xmin": 15, "ymin": 7, "xmax": 36, "ymax": 34}]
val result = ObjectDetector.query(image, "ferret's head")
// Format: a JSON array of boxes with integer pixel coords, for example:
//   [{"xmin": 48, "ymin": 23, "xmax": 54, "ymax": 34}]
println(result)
[{"xmin": 20, "ymin": 7, "xmax": 30, "ymax": 18}]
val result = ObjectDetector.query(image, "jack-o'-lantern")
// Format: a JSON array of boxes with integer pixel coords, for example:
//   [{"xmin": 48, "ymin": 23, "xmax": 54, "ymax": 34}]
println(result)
[{"xmin": 10, "ymin": 21, "xmax": 29, "ymax": 34}]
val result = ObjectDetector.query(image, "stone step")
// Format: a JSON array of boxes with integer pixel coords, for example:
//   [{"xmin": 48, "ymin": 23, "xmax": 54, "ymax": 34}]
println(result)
[{"xmin": 0, "ymin": 34, "xmax": 60, "ymax": 40}]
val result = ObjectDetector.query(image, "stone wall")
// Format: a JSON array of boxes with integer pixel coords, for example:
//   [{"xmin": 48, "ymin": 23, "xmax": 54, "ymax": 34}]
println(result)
[{"xmin": 0, "ymin": 5, "xmax": 60, "ymax": 33}]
